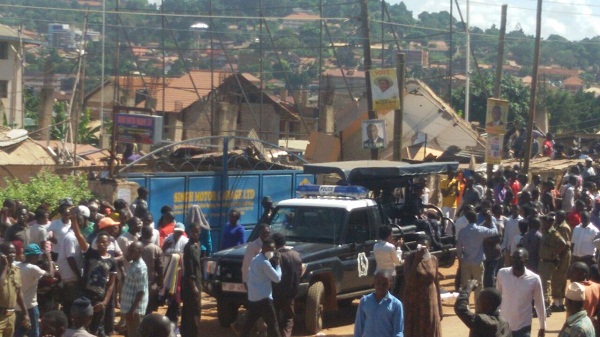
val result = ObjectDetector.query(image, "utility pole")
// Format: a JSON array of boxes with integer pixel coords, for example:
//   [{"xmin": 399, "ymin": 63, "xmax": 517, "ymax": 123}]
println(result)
[
  {"xmin": 465, "ymin": 0, "xmax": 471, "ymax": 122},
  {"xmin": 447, "ymin": 0, "xmax": 453, "ymax": 102},
  {"xmin": 360, "ymin": 0, "xmax": 378, "ymax": 160},
  {"xmin": 393, "ymin": 53, "xmax": 405, "ymax": 161},
  {"xmin": 487, "ymin": 5, "xmax": 507, "ymax": 184},
  {"xmin": 523, "ymin": 0, "xmax": 543, "ymax": 173}
]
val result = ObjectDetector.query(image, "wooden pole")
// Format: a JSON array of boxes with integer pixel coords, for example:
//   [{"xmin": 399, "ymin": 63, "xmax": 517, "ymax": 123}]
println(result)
[
  {"xmin": 360, "ymin": 0, "xmax": 378, "ymax": 160},
  {"xmin": 523, "ymin": 0, "xmax": 543, "ymax": 173},
  {"xmin": 393, "ymin": 53, "xmax": 405, "ymax": 161},
  {"xmin": 487, "ymin": 5, "xmax": 507, "ymax": 184}
]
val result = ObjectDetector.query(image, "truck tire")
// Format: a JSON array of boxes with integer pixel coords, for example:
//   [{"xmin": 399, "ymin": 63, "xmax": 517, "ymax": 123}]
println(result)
[
  {"xmin": 305, "ymin": 281, "xmax": 325, "ymax": 334},
  {"xmin": 217, "ymin": 300, "xmax": 238, "ymax": 328}
]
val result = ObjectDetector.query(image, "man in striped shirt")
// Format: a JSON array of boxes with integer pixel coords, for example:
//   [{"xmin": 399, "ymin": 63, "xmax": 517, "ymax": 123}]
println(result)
[{"xmin": 121, "ymin": 241, "xmax": 148, "ymax": 337}]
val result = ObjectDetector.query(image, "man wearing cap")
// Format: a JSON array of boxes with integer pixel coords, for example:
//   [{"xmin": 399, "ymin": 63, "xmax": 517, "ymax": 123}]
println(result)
[
  {"xmin": 583, "ymin": 158, "xmax": 596, "ymax": 179},
  {"xmin": 559, "ymin": 282, "xmax": 595, "ymax": 337},
  {"xmin": 162, "ymin": 223, "xmax": 188, "ymax": 255},
  {"xmin": 567, "ymin": 262, "xmax": 600, "ymax": 321},
  {"xmin": 538, "ymin": 214, "xmax": 568, "ymax": 312},
  {"xmin": 15, "ymin": 244, "xmax": 53, "ymax": 337},
  {"xmin": 65, "ymin": 297, "xmax": 95, "ymax": 337},
  {"xmin": 552, "ymin": 210, "xmax": 572, "ymax": 312},
  {"xmin": 162, "ymin": 222, "xmax": 188, "ymax": 326}
]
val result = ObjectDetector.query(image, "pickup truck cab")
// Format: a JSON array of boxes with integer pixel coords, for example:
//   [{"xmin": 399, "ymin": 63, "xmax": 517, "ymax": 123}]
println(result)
[{"xmin": 202, "ymin": 160, "xmax": 458, "ymax": 334}]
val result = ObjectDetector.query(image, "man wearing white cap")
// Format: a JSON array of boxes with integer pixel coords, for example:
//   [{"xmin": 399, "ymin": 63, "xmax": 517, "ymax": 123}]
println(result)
[{"xmin": 559, "ymin": 282, "xmax": 595, "ymax": 337}]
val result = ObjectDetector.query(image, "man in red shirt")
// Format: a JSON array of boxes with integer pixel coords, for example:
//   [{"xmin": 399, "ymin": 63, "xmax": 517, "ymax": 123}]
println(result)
[
  {"xmin": 509, "ymin": 172, "xmax": 521, "ymax": 206},
  {"xmin": 543, "ymin": 133, "xmax": 554, "ymax": 158},
  {"xmin": 567, "ymin": 200, "xmax": 585, "ymax": 228},
  {"xmin": 158, "ymin": 211, "xmax": 176, "ymax": 246}
]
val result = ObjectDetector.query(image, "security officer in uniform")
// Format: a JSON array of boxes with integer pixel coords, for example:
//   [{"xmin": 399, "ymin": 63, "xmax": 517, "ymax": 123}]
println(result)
[
  {"xmin": 538, "ymin": 213, "xmax": 568, "ymax": 313},
  {"xmin": 0, "ymin": 242, "xmax": 30, "ymax": 337},
  {"xmin": 551, "ymin": 210, "xmax": 573, "ymax": 312}
]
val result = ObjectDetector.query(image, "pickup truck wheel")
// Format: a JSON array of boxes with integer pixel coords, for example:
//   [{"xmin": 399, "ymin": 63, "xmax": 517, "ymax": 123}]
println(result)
[
  {"xmin": 217, "ymin": 300, "xmax": 238, "ymax": 328},
  {"xmin": 305, "ymin": 281, "xmax": 324, "ymax": 334}
]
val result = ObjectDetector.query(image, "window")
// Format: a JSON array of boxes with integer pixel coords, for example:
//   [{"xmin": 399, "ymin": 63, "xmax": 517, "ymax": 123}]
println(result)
[
  {"xmin": 0, "ymin": 81, "xmax": 7, "ymax": 98},
  {"xmin": 0, "ymin": 42, "xmax": 7, "ymax": 59}
]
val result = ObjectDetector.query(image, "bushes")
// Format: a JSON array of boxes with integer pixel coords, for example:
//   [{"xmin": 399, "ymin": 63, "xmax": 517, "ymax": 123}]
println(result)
[{"xmin": 0, "ymin": 171, "xmax": 93, "ymax": 211}]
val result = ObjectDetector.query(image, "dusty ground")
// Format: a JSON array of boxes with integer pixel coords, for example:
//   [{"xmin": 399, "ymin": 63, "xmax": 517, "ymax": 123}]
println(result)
[{"xmin": 116, "ymin": 262, "xmax": 567, "ymax": 336}]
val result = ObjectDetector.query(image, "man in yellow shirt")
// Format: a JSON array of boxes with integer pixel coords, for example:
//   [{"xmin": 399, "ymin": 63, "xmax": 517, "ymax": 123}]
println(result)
[{"xmin": 440, "ymin": 172, "xmax": 459, "ymax": 224}]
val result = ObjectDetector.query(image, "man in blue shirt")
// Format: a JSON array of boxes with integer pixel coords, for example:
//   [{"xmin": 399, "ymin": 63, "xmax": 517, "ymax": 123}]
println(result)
[
  {"xmin": 240, "ymin": 238, "xmax": 282, "ymax": 337},
  {"xmin": 354, "ymin": 271, "xmax": 404, "ymax": 337},
  {"xmin": 457, "ymin": 210, "xmax": 498, "ymax": 299},
  {"xmin": 220, "ymin": 209, "xmax": 245, "ymax": 250}
]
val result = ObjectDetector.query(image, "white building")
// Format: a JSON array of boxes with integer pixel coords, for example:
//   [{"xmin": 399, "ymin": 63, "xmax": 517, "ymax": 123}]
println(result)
[{"xmin": 0, "ymin": 25, "xmax": 39, "ymax": 128}]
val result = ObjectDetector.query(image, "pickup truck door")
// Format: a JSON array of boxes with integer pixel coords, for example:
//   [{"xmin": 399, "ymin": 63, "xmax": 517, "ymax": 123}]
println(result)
[{"xmin": 339, "ymin": 208, "xmax": 377, "ymax": 292}]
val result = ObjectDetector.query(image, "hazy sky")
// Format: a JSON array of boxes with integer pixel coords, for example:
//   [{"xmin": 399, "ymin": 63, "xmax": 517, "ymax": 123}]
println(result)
[{"xmin": 390, "ymin": 0, "xmax": 600, "ymax": 41}]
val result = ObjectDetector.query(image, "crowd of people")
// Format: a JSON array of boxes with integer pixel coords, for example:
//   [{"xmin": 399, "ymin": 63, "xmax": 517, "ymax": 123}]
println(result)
[
  {"xmin": 0, "ymin": 187, "xmax": 307, "ymax": 337},
  {"xmin": 4, "ymin": 157, "xmax": 600, "ymax": 337},
  {"xmin": 0, "ymin": 186, "xmax": 216, "ymax": 337},
  {"xmin": 445, "ymin": 160, "xmax": 600, "ymax": 337},
  {"xmin": 357, "ymin": 160, "xmax": 600, "ymax": 337}
]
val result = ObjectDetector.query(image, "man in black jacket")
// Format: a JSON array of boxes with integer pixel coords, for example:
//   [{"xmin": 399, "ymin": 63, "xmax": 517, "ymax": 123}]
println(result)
[
  {"xmin": 272, "ymin": 233, "xmax": 303, "ymax": 337},
  {"xmin": 454, "ymin": 279, "xmax": 511, "ymax": 337}
]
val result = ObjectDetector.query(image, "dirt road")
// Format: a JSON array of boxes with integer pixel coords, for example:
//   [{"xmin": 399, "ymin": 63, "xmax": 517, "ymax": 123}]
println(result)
[{"xmin": 137, "ymin": 262, "xmax": 567, "ymax": 337}]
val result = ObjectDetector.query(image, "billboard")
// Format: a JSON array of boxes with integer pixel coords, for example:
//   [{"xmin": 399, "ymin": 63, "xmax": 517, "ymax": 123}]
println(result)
[
  {"xmin": 115, "ymin": 113, "xmax": 163, "ymax": 145},
  {"xmin": 485, "ymin": 98, "xmax": 509, "ymax": 134},
  {"xmin": 362, "ymin": 119, "xmax": 386, "ymax": 149},
  {"xmin": 370, "ymin": 68, "xmax": 400, "ymax": 112},
  {"xmin": 486, "ymin": 133, "xmax": 503, "ymax": 164}
]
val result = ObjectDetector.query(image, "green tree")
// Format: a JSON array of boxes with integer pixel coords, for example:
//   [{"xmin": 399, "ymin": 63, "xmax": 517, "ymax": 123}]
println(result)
[{"xmin": 0, "ymin": 172, "xmax": 93, "ymax": 211}]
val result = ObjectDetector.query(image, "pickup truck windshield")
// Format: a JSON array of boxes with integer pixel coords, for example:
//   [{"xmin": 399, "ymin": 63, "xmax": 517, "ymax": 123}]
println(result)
[{"xmin": 269, "ymin": 206, "xmax": 346, "ymax": 244}]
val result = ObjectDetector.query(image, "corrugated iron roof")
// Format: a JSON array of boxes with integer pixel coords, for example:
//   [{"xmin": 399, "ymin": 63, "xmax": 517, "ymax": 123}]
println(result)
[
  {"xmin": 0, "ymin": 138, "xmax": 55, "ymax": 165},
  {"xmin": 0, "ymin": 24, "xmax": 40, "ymax": 45}
]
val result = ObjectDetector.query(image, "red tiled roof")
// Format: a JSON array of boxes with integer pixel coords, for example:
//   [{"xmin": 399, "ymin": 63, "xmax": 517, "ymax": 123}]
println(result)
[{"xmin": 144, "ymin": 70, "xmax": 233, "ymax": 112}]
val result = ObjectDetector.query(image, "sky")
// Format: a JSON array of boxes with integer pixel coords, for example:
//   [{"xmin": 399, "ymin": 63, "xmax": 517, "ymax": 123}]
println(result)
[{"xmin": 390, "ymin": 0, "xmax": 600, "ymax": 41}]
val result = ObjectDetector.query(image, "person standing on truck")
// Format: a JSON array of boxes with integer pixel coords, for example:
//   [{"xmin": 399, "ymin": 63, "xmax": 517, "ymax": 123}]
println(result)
[
  {"xmin": 354, "ymin": 271, "xmax": 404, "ymax": 337},
  {"xmin": 272, "ymin": 233, "xmax": 302, "ymax": 337},
  {"xmin": 258, "ymin": 196, "xmax": 274, "ymax": 225},
  {"xmin": 240, "ymin": 238, "xmax": 282, "ymax": 337},
  {"xmin": 439, "ymin": 172, "xmax": 459, "ymax": 220},
  {"xmin": 220, "ymin": 209, "xmax": 244, "ymax": 250}
]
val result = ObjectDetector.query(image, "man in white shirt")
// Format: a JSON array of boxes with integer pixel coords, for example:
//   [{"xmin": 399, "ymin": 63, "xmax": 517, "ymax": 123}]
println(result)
[
  {"xmin": 242, "ymin": 224, "xmax": 270, "ymax": 285},
  {"xmin": 117, "ymin": 217, "xmax": 142, "ymax": 254},
  {"xmin": 48, "ymin": 204, "xmax": 72, "ymax": 261},
  {"xmin": 572, "ymin": 211, "xmax": 600, "ymax": 266},
  {"xmin": 496, "ymin": 248, "xmax": 546, "ymax": 337},
  {"xmin": 560, "ymin": 176, "xmax": 577, "ymax": 213},
  {"xmin": 502, "ymin": 205, "xmax": 523, "ymax": 267},
  {"xmin": 16, "ymin": 244, "xmax": 54, "ymax": 337},
  {"xmin": 373, "ymin": 226, "xmax": 401, "ymax": 274},
  {"xmin": 56, "ymin": 228, "xmax": 82, "ymax": 320}
]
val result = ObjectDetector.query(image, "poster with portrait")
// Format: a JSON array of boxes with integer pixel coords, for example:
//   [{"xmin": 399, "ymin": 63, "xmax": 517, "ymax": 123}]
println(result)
[
  {"xmin": 486, "ymin": 133, "xmax": 503, "ymax": 164},
  {"xmin": 485, "ymin": 98, "xmax": 509, "ymax": 134},
  {"xmin": 362, "ymin": 119, "xmax": 386, "ymax": 149},
  {"xmin": 370, "ymin": 68, "xmax": 400, "ymax": 112}
]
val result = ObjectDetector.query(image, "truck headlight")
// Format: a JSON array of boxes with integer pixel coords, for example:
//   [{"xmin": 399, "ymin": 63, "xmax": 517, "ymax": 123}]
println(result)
[{"xmin": 204, "ymin": 260, "xmax": 218, "ymax": 275}]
